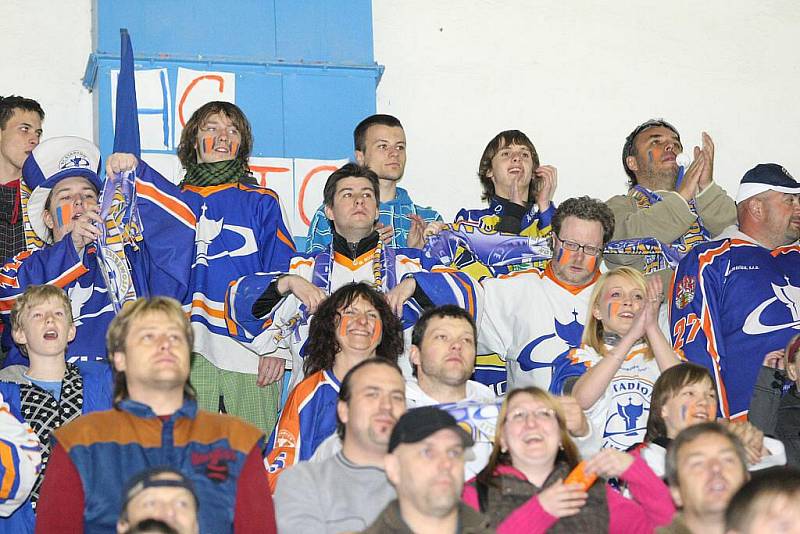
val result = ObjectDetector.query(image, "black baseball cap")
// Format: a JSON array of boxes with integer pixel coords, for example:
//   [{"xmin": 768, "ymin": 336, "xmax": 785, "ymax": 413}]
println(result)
[
  {"xmin": 122, "ymin": 467, "xmax": 199, "ymax": 509},
  {"xmin": 736, "ymin": 163, "xmax": 800, "ymax": 203},
  {"xmin": 388, "ymin": 406, "xmax": 474, "ymax": 453}
]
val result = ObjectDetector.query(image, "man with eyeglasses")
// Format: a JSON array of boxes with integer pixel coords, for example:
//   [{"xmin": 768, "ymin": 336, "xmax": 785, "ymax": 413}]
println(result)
[
  {"xmin": 389, "ymin": 197, "xmax": 615, "ymax": 395},
  {"xmin": 605, "ymin": 119, "xmax": 736, "ymax": 286}
]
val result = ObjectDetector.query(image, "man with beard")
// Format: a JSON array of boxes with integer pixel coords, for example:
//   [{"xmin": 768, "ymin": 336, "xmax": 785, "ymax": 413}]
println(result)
[
  {"xmin": 606, "ymin": 119, "xmax": 736, "ymax": 285},
  {"xmin": 362, "ymin": 406, "xmax": 491, "ymax": 534},
  {"xmin": 273, "ymin": 359, "xmax": 406, "ymax": 532},
  {"xmin": 390, "ymin": 196, "xmax": 615, "ymax": 395}
]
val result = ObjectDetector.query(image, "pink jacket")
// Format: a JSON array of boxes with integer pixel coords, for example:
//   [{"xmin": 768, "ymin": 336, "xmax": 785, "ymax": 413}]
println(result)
[{"xmin": 462, "ymin": 455, "xmax": 676, "ymax": 534}]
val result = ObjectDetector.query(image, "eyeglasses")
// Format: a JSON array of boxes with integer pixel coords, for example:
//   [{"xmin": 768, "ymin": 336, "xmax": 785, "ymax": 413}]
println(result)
[
  {"xmin": 555, "ymin": 235, "xmax": 603, "ymax": 257},
  {"xmin": 506, "ymin": 407, "xmax": 556, "ymax": 425}
]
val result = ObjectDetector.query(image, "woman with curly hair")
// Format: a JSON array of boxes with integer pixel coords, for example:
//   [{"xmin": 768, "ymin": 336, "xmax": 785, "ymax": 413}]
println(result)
[
  {"xmin": 264, "ymin": 282, "xmax": 403, "ymax": 491},
  {"xmin": 462, "ymin": 387, "xmax": 675, "ymax": 533}
]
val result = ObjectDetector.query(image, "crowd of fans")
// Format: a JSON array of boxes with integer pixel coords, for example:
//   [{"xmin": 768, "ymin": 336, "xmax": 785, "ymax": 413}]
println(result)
[{"xmin": 0, "ymin": 92, "xmax": 799, "ymax": 533}]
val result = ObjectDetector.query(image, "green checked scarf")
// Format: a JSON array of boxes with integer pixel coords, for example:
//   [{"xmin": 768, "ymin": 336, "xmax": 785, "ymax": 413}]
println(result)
[{"xmin": 180, "ymin": 159, "xmax": 256, "ymax": 187}]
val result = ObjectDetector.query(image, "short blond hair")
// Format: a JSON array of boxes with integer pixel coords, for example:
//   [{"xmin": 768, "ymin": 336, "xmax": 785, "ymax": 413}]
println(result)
[
  {"xmin": 106, "ymin": 297, "xmax": 195, "ymax": 403},
  {"xmin": 581, "ymin": 266, "xmax": 654, "ymax": 360}
]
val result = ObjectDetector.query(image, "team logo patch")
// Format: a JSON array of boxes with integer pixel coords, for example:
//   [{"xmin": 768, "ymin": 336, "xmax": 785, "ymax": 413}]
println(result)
[
  {"xmin": 58, "ymin": 151, "xmax": 92, "ymax": 170},
  {"xmin": 275, "ymin": 429, "xmax": 297, "ymax": 448},
  {"xmin": 602, "ymin": 378, "xmax": 652, "ymax": 450},
  {"xmin": 191, "ymin": 446, "xmax": 237, "ymax": 483},
  {"xmin": 675, "ymin": 275, "xmax": 696, "ymax": 310}
]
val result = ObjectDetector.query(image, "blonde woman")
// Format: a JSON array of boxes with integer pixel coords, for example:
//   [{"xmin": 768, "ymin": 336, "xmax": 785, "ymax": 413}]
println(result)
[{"xmin": 569, "ymin": 267, "xmax": 681, "ymax": 451}]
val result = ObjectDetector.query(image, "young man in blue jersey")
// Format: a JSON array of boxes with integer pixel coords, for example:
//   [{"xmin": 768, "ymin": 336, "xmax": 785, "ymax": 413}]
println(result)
[
  {"xmin": 305, "ymin": 114, "xmax": 442, "ymax": 252},
  {"xmin": 0, "ymin": 136, "xmax": 193, "ymax": 373},
  {"xmin": 671, "ymin": 163, "xmax": 800, "ymax": 420},
  {"xmin": 0, "ymin": 284, "xmax": 112, "ymax": 533},
  {"xmin": 107, "ymin": 101, "xmax": 296, "ymax": 436},
  {"xmin": 454, "ymin": 129, "xmax": 558, "ymax": 238}
]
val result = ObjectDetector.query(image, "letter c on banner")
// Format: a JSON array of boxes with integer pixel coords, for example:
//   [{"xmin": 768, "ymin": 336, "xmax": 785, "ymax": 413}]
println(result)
[
  {"xmin": 298, "ymin": 165, "xmax": 338, "ymax": 226},
  {"xmin": 178, "ymin": 75, "xmax": 225, "ymax": 127}
]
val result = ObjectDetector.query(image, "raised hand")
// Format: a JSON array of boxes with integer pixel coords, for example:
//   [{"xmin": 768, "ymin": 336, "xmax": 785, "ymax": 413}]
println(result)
[
  {"xmin": 535, "ymin": 165, "xmax": 558, "ymax": 212},
  {"xmin": 277, "ymin": 275, "xmax": 327, "ymax": 314}
]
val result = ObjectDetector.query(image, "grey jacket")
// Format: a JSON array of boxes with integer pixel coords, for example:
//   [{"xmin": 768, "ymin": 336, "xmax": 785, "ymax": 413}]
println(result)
[{"xmin": 361, "ymin": 500, "xmax": 493, "ymax": 534}]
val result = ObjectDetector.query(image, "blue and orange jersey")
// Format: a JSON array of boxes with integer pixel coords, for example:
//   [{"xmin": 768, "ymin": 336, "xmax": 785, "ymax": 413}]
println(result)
[
  {"xmin": 0, "ymin": 392, "xmax": 40, "ymax": 525},
  {"xmin": 670, "ymin": 235, "xmax": 800, "ymax": 420},
  {"xmin": 265, "ymin": 370, "xmax": 340, "ymax": 492}
]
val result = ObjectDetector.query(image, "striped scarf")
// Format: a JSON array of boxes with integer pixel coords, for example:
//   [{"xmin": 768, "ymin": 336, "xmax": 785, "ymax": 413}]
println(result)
[{"xmin": 180, "ymin": 159, "xmax": 254, "ymax": 187}]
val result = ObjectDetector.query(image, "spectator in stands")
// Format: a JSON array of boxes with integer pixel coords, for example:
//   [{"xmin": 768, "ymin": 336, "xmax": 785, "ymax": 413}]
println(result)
[
  {"xmin": 462, "ymin": 386, "xmax": 675, "ymax": 533},
  {"xmin": 670, "ymin": 163, "xmax": 800, "ymax": 420},
  {"xmin": 35, "ymin": 296, "xmax": 275, "ymax": 533},
  {"xmin": 1, "ymin": 136, "xmax": 192, "ymax": 373},
  {"xmin": 265, "ymin": 283, "xmax": 403, "ymax": 491},
  {"xmin": 606, "ymin": 119, "xmax": 736, "ymax": 284},
  {"xmin": 659, "ymin": 422, "xmax": 748, "ymax": 534},
  {"xmin": 274, "ymin": 358, "xmax": 406, "ymax": 532},
  {"xmin": 306, "ymin": 114, "xmax": 442, "ymax": 252},
  {"xmin": 724, "ymin": 467, "xmax": 800, "ymax": 534},
  {"xmin": 117, "ymin": 468, "xmax": 199, "ymax": 534},
  {"xmin": 0, "ymin": 95, "xmax": 43, "ymax": 262},
  {"xmin": 0, "ymin": 391, "xmax": 41, "ymax": 524},
  {"xmin": 749, "ymin": 334, "xmax": 800, "ymax": 468},
  {"xmin": 566, "ymin": 266, "xmax": 681, "ymax": 451},
  {"xmin": 455, "ymin": 129, "xmax": 557, "ymax": 237},
  {"xmin": 108, "ymin": 100, "xmax": 296, "ymax": 436},
  {"xmin": 393, "ymin": 196, "xmax": 615, "ymax": 395},
  {"xmin": 0, "ymin": 285, "xmax": 112, "ymax": 532},
  {"xmin": 638, "ymin": 363, "xmax": 785, "ymax": 479},
  {"xmin": 363, "ymin": 406, "xmax": 492, "ymax": 533},
  {"xmin": 225, "ymin": 163, "xmax": 436, "ymax": 390},
  {"xmin": 407, "ymin": 305, "xmax": 496, "ymax": 477}
]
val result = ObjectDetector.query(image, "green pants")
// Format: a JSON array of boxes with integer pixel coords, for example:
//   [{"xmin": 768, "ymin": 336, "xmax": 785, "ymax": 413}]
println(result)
[{"xmin": 190, "ymin": 352, "xmax": 280, "ymax": 436}]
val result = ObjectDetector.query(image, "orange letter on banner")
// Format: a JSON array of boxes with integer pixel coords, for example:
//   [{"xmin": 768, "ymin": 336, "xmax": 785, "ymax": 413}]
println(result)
[
  {"xmin": 178, "ymin": 75, "xmax": 225, "ymax": 127},
  {"xmin": 298, "ymin": 165, "xmax": 338, "ymax": 227},
  {"xmin": 249, "ymin": 165, "xmax": 291, "ymax": 187}
]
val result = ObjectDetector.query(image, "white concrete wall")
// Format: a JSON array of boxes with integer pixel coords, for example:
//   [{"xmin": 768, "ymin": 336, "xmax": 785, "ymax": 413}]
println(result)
[
  {"xmin": 373, "ymin": 0, "xmax": 800, "ymax": 219},
  {"xmin": 1, "ymin": 0, "xmax": 94, "ymax": 141},
  {"xmin": 3, "ymin": 1, "xmax": 799, "ymax": 222}
]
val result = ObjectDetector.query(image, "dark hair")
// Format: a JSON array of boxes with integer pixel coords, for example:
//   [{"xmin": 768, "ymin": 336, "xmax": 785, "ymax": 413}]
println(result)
[
  {"xmin": 322, "ymin": 162, "xmax": 381, "ymax": 209},
  {"xmin": 336, "ymin": 358, "xmax": 404, "ymax": 440},
  {"xmin": 303, "ymin": 283, "xmax": 403, "ymax": 377},
  {"xmin": 645, "ymin": 363, "xmax": 714, "ymax": 442},
  {"xmin": 106, "ymin": 297, "xmax": 196, "ymax": 404},
  {"xmin": 353, "ymin": 114, "xmax": 403, "ymax": 153},
  {"xmin": 664, "ymin": 422, "xmax": 747, "ymax": 488},
  {"xmin": 551, "ymin": 196, "xmax": 615, "ymax": 246},
  {"xmin": 177, "ymin": 101, "xmax": 253, "ymax": 169},
  {"xmin": 725, "ymin": 467, "xmax": 800, "ymax": 532},
  {"xmin": 410, "ymin": 305, "xmax": 477, "ymax": 378},
  {"xmin": 477, "ymin": 387, "xmax": 580, "ymax": 490},
  {"xmin": 0, "ymin": 95, "xmax": 44, "ymax": 130},
  {"xmin": 622, "ymin": 119, "xmax": 680, "ymax": 186},
  {"xmin": 478, "ymin": 130, "xmax": 540, "ymax": 203},
  {"xmin": 126, "ymin": 519, "xmax": 179, "ymax": 534}
]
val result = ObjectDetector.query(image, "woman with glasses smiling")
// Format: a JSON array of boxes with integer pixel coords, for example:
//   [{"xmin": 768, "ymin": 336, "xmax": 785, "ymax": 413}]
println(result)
[{"xmin": 461, "ymin": 387, "xmax": 675, "ymax": 533}]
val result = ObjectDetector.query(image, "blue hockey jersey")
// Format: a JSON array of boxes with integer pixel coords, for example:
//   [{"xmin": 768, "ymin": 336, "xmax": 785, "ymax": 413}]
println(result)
[
  {"xmin": 0, "ymin": 164, "xmax": 195, "ymax": 370},
  {"xmin": 670, "ymin": 232, "xmax": 800, "ymax": 419}
]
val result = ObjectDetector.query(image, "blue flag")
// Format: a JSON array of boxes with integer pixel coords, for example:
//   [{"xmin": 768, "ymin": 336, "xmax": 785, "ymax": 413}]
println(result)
[{"xmin": 113, "ymin": 28, "xmax": 141, "ymax": 157}]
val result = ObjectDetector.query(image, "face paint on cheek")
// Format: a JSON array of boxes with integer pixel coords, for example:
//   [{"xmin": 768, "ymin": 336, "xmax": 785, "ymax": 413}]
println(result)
[
  {"xmin": 647, "ymin": 150, "xmax": 654, "ymax": 163},
  {"xmin": 55, "ymin": 203, "xmax": 74, "ymax": 228},
  {"xmin": 607, "ymin": 301, "xmax": 621, "ymax": 319},
  {"xmin": 201, "ymin": 136, "xmax": 214, "ymax": 155},
  {"xmin": 370, "ymin": 319, "xmax": 382, "ymax": 345},
  {"xmin": 680, "ymin": 404, "xmax": 688, "ymax": 422},
  {"xmin": 229, "ymin": 140, "xmax": 239, "ymax": 157},
  {"xmin": 557, "ymin": 248, "xmax": 572, "ymax": 266},
  {"xmin": 584, "ymin": 255, "xmax": 596, "ymax": 272},
  {"xmin": 338, "ymin": 315, "xmax": 350, "ymax": 339}
]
